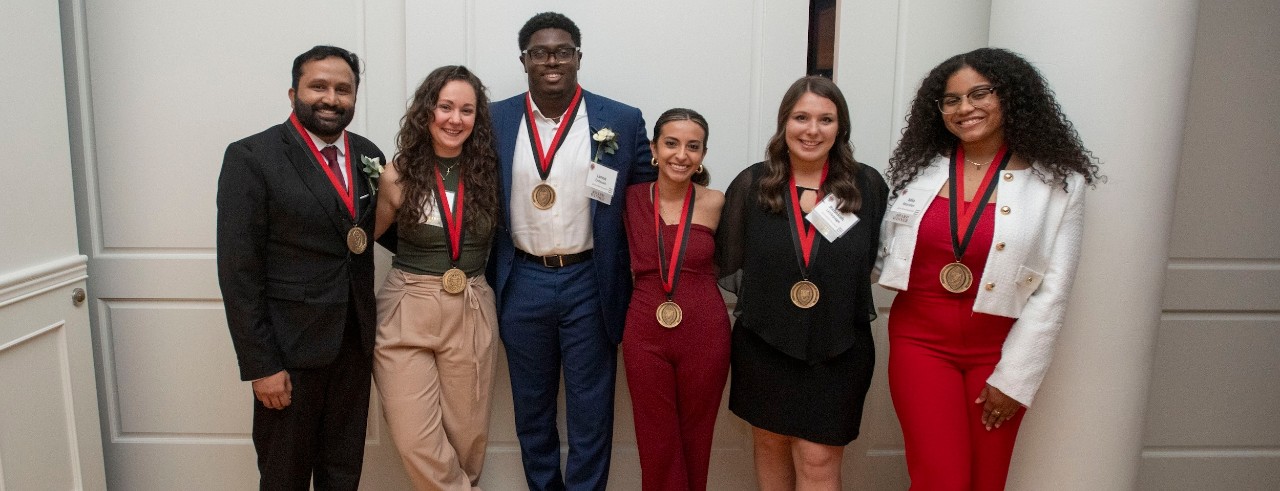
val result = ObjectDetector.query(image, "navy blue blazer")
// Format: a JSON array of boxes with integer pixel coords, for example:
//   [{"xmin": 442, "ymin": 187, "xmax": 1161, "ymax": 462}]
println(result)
[{"xmin": 487, "ymin": 90, "xmax": 656, "ymax": 344}]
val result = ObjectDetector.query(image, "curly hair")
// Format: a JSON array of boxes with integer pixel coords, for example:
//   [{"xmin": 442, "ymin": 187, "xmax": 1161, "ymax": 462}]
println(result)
[
  {"xmin": 393, "ymin": 65, "xmax": 499, "ymax": 235},
  {"xmin": 518, "ymin": 12, "xmax": 581, "ymax": 50},
  {"xmin": 760, "ymin": 76, "xmax": 863, "ymax": 214},
  {"xmin": 652, "ymin": 108, "xmax": 711, "ymax": 187},
  {"xmin": 888, "ymin": 47, "xmax": 1102, "ymax": 195}
]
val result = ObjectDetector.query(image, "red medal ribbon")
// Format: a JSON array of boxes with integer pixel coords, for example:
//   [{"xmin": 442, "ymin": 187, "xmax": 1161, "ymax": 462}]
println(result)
[
  {"xmin": 433, "ymin": 167, "xmax": 466, "ymax": 264},
  {"xmin": 289, "ymin": 113, "xmax": 354, "ymax": 217},
  {"xmin": 523, "ymin": 85, "xmax": 584, "ymax": 181},
  {"xmin": 652, "ymin": 183, "xmax": 697, "ymax": 300},
  {"xmin": 787, "ymin": 162, "xmax": 829, "ymax": 268},
  {"xmin": 948, "ymin": 145, "xmax": 1010, "ymax": 261}
]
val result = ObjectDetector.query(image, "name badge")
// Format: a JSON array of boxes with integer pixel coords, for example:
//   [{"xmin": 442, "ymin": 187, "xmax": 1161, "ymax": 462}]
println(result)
[
  {"xmin": 887, "ymin": 186, "xmax": 930, "ymax": 225},
  {"xmin": 422, "ymin": 190, "xmax": 455, "ymax": 228},
  {"xmin": 586, "ymin": 162, "xmax": 618, "ymax": 204},
  {"xmin": 806, "ymin": 194, "xmax": 860, "ymax": 243}
]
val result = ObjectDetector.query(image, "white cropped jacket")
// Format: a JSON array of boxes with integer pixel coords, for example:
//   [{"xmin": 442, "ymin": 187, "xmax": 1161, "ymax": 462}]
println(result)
[{"xmin": 875, "ymin": 157, "xmax": 1087, "ymax": 406}]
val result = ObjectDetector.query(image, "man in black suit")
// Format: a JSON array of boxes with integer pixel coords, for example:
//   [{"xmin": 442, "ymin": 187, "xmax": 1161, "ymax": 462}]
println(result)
[{"xmin": 217, "ymin": 45, "xmax": 384, "ymax": 490}]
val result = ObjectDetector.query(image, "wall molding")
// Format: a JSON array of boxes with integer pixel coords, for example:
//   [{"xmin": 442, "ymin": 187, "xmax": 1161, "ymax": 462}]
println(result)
[{"xmin": 0, "ymin": 255, "xmax": 87, "ymax": 309}]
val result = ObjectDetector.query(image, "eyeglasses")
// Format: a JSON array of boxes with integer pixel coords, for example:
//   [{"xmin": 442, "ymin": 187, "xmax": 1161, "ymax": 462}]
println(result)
[
  {"xmin": 936, "ymin": 86, "xmax": 997, "ymax": 114},
  {"xmin": 521, "ymin": 47, "xmax": 580, "ymax": 64}
]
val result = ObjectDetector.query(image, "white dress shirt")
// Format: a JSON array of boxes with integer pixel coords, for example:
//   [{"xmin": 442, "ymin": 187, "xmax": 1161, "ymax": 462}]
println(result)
[{"xmin": 510, "ymin": 94, "xmax": 595, "ymax": 256}]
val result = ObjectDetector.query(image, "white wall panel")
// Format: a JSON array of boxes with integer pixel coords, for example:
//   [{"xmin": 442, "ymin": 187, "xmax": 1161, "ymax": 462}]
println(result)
[
  {"xmin": 1144, "ymin": 316, "xmax": 1280, "ymax": 446},
  {"xmin": 1141, "ymin": 0, "xmax": 1280, "ymax": 488},
  {"xmin": 0, "ymin": 324, "xmax": 76, "ymax": 491},
  {"xmin": 103, "ymin": 302, "xmax": 244, "ymax": 436},
  {"xmin": 1168, "ymin": 0, "xmax": 1280, "ymax": 260},
  {"xmin": 0, "ymin": 0, "xmax": 80, "ymax": 279},
  {"xmin": 82, "ymin": 0, "xmax": 368, "ymax": 251}
]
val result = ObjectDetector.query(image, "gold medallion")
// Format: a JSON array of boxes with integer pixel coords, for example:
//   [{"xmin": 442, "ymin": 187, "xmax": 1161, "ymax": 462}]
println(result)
[
  {"xmin": 790, "ymin": 280, "xmax": 820, "ymax": 309},
  {"xmin": 532, "ymin": 183, "xmax": 556, "ymax": 210},
  {"xmin": 442, "ymin": 267, "xmax": 467, "ymax": 295},
  {"xmin": 346, "ymin": 227, "xmax": 368, "ymax": 254},
  {"xmin": 939, "ymin": 261, "xmax": 973, "ymax": 293},
  {"xmin": 656, "ymin": 301, "xmax": 683, "ymax": 328}
]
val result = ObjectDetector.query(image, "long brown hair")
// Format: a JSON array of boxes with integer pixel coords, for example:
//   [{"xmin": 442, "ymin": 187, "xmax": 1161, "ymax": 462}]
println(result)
[
  {"xmin": 759, "ymin": 76, "xmax": 863, "ymax": 214},
  {"xmin": 394, "ymin": 65, "xmax": 499, "ymax": 234}
]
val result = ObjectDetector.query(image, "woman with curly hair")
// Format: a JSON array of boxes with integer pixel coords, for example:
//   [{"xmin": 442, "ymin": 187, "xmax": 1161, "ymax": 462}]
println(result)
[
  {"xmin": 878, "ymin": 47, "xmax": 1102, "ymax": 490},
  {"xmin": 718, "ymin": 76, "xmax": 888, "ymax": 489},
  {"xmin": 372, "ymin": 65, "xmax": 501, "ymax": 490}
]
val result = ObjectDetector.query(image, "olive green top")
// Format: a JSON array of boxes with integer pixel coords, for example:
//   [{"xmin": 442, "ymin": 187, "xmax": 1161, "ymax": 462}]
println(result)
[{"xmin": 392, "ymin": 157, "xmax": 493, "ymax": 277}]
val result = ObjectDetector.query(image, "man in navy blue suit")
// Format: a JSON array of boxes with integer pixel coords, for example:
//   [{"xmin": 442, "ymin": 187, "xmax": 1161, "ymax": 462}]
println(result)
[{"xmin": 487, "ymin": 12, "xmax": 656, "ymax": 491}]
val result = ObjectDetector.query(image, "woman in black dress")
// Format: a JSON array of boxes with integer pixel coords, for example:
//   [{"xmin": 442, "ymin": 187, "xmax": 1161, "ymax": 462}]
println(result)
[{"xmin": 717, "ymin": 76, "xmax": 887, "ymax": 489}]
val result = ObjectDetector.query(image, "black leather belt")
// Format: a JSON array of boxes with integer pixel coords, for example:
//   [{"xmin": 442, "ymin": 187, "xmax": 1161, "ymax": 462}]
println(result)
[{"xmin": 516, "ymin": 249, "xmax": 593, "ymax": 268}]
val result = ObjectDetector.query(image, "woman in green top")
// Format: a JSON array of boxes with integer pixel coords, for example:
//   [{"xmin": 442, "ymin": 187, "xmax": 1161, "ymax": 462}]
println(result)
[{"xmin": 372, "ymin": 65, "xmax": 501, "ymax": 490}]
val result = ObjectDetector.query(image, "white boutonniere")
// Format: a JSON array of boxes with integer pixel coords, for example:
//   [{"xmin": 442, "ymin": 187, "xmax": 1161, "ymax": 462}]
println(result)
[
  {"xmin": 361, "ymin": 155, "xmax": 384, "ymax": 195},
  {"xmin": 591, "ymin": 127, "xmax": 618, "ymax": 163}
]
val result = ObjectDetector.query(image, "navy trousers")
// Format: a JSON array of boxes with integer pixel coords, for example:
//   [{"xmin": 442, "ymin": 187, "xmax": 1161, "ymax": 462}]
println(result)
[{"xmin": 500, "ymin": 257, "xmax": 617, "ymax": 491}]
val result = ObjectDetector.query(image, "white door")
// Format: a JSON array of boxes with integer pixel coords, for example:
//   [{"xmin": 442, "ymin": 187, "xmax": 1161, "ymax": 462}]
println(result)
[{"xmin": 0, "ymin": 0, "xmax": 107, "ymax": 490}]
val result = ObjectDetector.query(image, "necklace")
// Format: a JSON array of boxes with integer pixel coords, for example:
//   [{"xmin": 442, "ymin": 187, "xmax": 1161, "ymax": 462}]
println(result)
[
  {"xmin": 438, "ymin": 160, "xmax": 460, "ymax": 177},
  {"xmin": 965, "ymin": 156, "xmax": 994, "ymax": 169}
]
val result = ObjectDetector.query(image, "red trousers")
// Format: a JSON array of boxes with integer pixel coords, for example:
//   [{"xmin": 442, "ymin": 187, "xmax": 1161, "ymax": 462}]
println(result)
[
  {"xmin": 888, "ymin": 290, "xmax": 1023, "ymax": 491},
  {"xmin": 623, "ymin": 312, "xmax": 730, "ymax": 491}
]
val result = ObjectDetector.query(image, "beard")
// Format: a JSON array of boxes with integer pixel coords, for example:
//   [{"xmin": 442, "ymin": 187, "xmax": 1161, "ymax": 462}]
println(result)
[{"xmin": 293, "ymin": 95, "xmax": 354, "ymax": 140}]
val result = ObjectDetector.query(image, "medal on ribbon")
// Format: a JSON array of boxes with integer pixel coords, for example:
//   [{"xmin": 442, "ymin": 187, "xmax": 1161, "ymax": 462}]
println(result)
[
  {"xmin": 524, "ymin": 86, "xmax": 584, "ymax": 210},
  {"xmin": 942, "ymin": 145, "xmax": 1010, "ymax": 293},
  {"xmin": 434, "ymin": 164, "xmax": 467, "ymax": 295},
  {"xmin": 289, "ymin": 113, "xmax": 369, "ymax": 254},
  {"xmin": 653, "ymin": 182, "xmax": 697, "ymax": 328},
  {"xmin": 785, "ymin": 163, "xmax": 828, "ymax": 309}
]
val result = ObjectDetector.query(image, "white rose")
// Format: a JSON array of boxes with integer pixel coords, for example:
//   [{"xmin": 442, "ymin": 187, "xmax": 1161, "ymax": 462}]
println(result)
[{"xmin": 593, "ymin": 128, "xmax": 616, "ymax": 142}]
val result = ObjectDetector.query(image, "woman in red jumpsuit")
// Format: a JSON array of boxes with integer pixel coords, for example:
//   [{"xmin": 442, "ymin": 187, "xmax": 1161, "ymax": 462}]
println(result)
[
  {"xmin": 878, "ymin": 48, "xmax": 1104, "ymax": 490},
  {"xmin": 622, "ymin": 108, "xmax": 730, "ymax": 491}
]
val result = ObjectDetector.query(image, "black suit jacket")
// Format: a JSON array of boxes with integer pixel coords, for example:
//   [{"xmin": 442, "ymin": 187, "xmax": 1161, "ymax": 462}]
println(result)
[{"xmin": 217, "ymin": 120, "xmax": 384, "ymax": 381}]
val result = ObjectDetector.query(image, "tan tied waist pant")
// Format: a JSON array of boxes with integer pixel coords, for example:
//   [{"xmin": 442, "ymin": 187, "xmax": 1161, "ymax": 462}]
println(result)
[{"xmin": 374, "ymin": 268, "xmax": 497, "ymax": 491}]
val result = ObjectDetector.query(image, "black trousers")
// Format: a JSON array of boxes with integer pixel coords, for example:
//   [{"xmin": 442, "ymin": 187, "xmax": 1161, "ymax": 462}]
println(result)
[{"xmin": 253, "ymin": 313, "xmax": 372, "ymax": 491}]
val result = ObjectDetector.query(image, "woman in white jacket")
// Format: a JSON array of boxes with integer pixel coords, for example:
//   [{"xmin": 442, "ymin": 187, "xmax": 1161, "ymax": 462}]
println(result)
[{"xmin": 878, "ymin": 47, "xmax": 1102, "ymax": 490}]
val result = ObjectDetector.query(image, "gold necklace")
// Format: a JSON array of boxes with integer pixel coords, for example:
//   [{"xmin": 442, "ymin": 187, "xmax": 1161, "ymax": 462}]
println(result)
[{"xmin": 965, "ymin": 156, "xmax": 994, "ymax": 169}]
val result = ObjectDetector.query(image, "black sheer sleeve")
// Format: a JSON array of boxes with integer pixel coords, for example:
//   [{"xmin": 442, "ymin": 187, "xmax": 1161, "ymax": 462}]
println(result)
[{"xmin": 715, "ymin": 164, "xmax": 757, "ymax": 294}]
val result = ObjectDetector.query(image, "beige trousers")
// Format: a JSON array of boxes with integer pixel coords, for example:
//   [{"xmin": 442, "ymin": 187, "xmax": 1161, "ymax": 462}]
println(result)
[{"xmin": 374, "ymin": 268, "xmax": 497, "ymax": 491}]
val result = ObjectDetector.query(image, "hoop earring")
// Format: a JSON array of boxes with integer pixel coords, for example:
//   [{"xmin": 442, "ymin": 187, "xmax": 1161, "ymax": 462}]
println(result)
[
  {"xmin": 697, "ymin": 165, "xmax": 704, "ymax": 174},
  {"xmin": 651, "ymin": 158, "xmax": 658, "ymax": 167}
]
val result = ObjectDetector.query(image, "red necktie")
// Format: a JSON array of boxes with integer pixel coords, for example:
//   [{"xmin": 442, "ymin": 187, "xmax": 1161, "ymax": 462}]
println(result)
[{"xmin": 321, "ymin": 145, "xmax": 346, "ymax": 190}]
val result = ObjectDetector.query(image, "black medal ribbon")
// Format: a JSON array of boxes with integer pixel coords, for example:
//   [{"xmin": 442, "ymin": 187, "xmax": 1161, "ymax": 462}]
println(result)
[
  {"xmin": 947, "ymin": 146, "xmax": 1011, "ymax": 262},
  {"xmin": 523, "ymin": 86, "xmax": 584, "ymax": 181},
  {"xmin": 653, "ymin": 183, "xmax": 697, "ymax": 302},
  {"xmin": 784, "ymin": 164, "xmax": 829, "ymax": 280}
]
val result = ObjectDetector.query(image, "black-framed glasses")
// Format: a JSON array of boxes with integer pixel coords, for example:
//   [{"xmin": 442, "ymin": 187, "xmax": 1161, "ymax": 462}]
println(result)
[
  {"xmin": 937, "ymin": 86, "xmax": 997, "ymax": 114},
  {"xmin": 521, "ymin": 47, "xmax": 580, "ymax": 64}
]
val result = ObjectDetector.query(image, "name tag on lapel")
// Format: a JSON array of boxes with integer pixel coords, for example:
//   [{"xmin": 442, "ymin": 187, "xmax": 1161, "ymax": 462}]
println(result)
[
  {"xmin": 586, "ymin": 162, "xmax": 617, "ymax": 204},
  {"xmin": 887, "ymin": 186, "xmax": 931, "ymax": 225}
]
